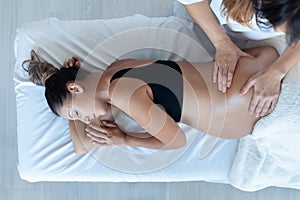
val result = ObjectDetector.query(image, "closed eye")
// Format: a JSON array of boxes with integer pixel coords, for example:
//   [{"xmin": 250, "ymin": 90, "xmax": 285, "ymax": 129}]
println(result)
[
  {"xmin": 68, "ymin": 109, "xmax": 74, "ymax": 119},
  {"xmin": 74, "ymin": 111, "xmax": 79, "ymax": 117}
]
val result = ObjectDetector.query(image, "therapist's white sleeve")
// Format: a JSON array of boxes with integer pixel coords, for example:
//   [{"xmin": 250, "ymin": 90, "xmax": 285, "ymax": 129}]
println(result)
[{"xmin": 177, "ymin": 0, "xmax": 204, "ymax": 5}]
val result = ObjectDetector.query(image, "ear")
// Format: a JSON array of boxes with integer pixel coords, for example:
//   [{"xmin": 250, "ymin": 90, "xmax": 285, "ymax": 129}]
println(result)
[{"xmin": 67, "ymin": 82, "xmax": 84, "ymax": 94}]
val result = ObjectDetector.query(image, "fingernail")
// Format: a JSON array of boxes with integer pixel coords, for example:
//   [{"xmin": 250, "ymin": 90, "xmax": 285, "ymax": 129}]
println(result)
[{"xmin": 85, "ymin": 128, "xmax": 89, "ymax": 132}]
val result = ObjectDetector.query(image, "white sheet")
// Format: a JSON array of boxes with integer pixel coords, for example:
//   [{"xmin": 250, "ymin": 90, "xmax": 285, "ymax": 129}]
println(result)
[
  {"xmin": 229, "ymin": 37, "xmax": 300, "ymax": 191},
  {"xmin": 14, "ymin": 15, "xmax": 239, "ymax": 183}
]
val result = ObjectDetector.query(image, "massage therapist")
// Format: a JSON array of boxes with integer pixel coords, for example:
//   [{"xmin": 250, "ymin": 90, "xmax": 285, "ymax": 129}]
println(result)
[{"xmin": 177, "ymin": 0, "xmax": 300, "ymax": 117}]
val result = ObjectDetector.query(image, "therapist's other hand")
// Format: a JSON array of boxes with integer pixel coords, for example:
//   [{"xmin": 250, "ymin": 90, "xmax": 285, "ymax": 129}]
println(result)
[
  {"xmin": 213, "ymin": 39, "xmax": 253, "ymax": 93},
  {"xmin": 239, "ymin": 65, "xmax": 283, "ymax": 117},
  {"xmin": 86, "ymin": 120, "xmax": 126, "ymax": 146}
]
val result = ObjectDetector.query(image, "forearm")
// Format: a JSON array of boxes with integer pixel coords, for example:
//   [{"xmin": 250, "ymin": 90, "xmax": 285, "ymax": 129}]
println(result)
[
  {"xmin": 69, "ymin": 120, "xmax": 94, "ymax": 154},
  {"xmin": 125, "ymin": 133, "xmax": 186, "ymax": 150},
  {"xmin": 184, "ymin": 1, "xmax": 230, "ymax": 47},
  {"xmin": 273, "ymin": 43, "xmax": 300, "ymax": 78}
]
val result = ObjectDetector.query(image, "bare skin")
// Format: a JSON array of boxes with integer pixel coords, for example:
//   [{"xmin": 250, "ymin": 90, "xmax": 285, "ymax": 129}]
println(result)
[
  {"xmin": 183, "ymin": 1, "xmax": 300, "ymax": 117},
  {"xmin": 59, "ymin": 46, "xmax": 279, "ymax": 153}
]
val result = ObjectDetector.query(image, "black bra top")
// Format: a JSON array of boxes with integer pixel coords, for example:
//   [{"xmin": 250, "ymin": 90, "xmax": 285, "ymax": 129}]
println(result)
[{"xmin": 110, "ymin": 60, "xmax": 183, "ymax": 122}]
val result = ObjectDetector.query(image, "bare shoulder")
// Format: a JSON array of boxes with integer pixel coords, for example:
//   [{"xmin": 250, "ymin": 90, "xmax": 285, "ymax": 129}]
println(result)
[
  {"xmin": 108, "ymin": 59, "xmax": 136, "ymax": 70},
  {"xmin": 108, "ymin": 59, "xmax": 157, "ymax": 71},
  {"xmin": 109, "ymin": 77, "xmax": 152, "ymax": 112},
  {"xmin": 244, "ymin": 46, "xmax": 279, "ymax": 60}
]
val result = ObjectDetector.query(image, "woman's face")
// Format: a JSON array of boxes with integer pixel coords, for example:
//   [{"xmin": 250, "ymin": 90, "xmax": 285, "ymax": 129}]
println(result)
[{"xmin": 57, "ymin": 83, "xmax": 109, "ymax": 124}]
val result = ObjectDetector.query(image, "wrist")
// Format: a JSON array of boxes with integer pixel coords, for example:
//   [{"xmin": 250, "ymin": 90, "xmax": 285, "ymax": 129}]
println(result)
[
  {"xmin": 213, "ymin": 36, "xmax": 232, "ymax": 49},
  {"xmin": 267, "ymin": 63, "xmax": 287, "ymax": 80}
]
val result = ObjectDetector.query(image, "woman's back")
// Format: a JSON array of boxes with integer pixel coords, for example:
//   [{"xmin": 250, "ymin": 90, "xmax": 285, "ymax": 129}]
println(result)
[
  {"xmin": 178, "ymin": 46, "xmax": 279, "ymax": 138},
  {"xmin": 106, "ymin": 46, "xmax": 279, "ymax": 139}
]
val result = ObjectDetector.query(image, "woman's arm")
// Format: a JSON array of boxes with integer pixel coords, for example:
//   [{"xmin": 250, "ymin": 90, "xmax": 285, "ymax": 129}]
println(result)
[
  {"xmin": 108, "ymin": 78, "xmax": 187, "ymax": 150},
  {"xmin": 69, "ymin": 120, "xmax": 94, "ymax": 154}
]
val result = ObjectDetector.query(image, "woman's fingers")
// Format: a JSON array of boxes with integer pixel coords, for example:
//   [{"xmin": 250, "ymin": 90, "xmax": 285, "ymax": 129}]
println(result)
[
  {"xmin": 92, "ymin": 141, "xmax": 109, "ymax": 146},
  {"xmin": 89, "ymin": 122, "xmax": 111, "ymax": 133},
  {"xmin": 61, "ymin": 56, "xmax": 81, "ymax": 69},
  {"xmin": 102, "ymin": 120, "xmax": 117, "ymax": 128},
  {"xmin": 86, "ymin": 132, "xmax": 107, "ymax": 144},
  {"xmin": 85, "ymin": 127, "xmax": 108, "ymax": 139},
  {"xmin": 67, "ymin": 58, "xmax": 74, "ymax": 67},
  {"xmin": 72, "ymin": 56, "xmax": 81, "ymax": 67}
]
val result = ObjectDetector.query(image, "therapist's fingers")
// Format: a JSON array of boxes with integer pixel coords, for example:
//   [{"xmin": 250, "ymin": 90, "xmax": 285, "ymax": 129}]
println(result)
[
  {"xmin": 213, "ymin": 62, "xmax": 218, "ymax": 83},
  {"xmin": 248, "ymin": 95, "xmax": 261, "ymax": 115},
  {"xmin": 227, "ymin": 65, "xmax": 235, "ymax": 88},
  {"xmin": 217, "ymin": 67, "xmax": 222, "ymax": 91},
  {"xmin": 254, "ymin": 98, "xmax": 268, "ymax": 117},
  {"xmin": 266, "ymin": 96, "xmax": 279, "ymax": 115},
  {"xmin": 258, "ymin": 98, "xmax": 272, "ymax": 117},
  {"xmin": 221, "ymin": 66, "xmax": 228, "ymax": 92},
  {"xmin": 217, "ymin": 65, "xmax": 228, "ymax": 93}
]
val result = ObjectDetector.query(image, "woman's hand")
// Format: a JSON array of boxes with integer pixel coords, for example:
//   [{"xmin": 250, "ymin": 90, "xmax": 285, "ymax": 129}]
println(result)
[
  {"xmin": 61, "ymin": 56, "xmax": 81, "ymax": 69},
  {"xmin": 85, "ymin": 120, "xmax": 127, "ymax": 146},
  {"xmin": 214, "ymin": 39, "xmax": 253, "ymax": 92},
  {"xmin": 239, "ymin": 64, "xmax": 284, "ymax": 117}
]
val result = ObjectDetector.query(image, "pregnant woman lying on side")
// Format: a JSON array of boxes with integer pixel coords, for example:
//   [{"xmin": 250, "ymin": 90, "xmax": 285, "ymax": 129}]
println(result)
[{"xmin": 23, "ymin": 46, "xmax": 279, "ymax": 154}]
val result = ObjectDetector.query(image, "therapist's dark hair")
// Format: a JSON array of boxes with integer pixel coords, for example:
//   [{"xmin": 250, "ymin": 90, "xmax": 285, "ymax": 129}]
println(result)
[
  {"xmin": 253, "ymin": 0, "xmax": 300, "ymax": 45},
  {"xmin": 22, "ymin": 52, "xmax": 87, "ymax": 116}
]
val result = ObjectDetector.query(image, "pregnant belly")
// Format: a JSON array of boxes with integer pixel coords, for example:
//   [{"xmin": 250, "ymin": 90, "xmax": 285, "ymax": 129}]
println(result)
[{"xmin": 180, "ymin": 62, "xmax": 260, "ymax": 139}]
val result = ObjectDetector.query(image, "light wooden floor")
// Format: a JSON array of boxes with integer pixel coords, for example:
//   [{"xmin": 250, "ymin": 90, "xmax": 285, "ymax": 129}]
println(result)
[{"xmin": 1, "ymin": 0, "xmax": 300, "ymax": 199}]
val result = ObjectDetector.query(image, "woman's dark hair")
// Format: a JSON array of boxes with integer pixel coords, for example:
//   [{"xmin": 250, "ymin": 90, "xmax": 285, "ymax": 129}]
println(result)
[
  {"xmin": 253, "ymin": 0, "xmax": 300, "ymax": 45},
  {"xmin": 22, "ymin": 50, "xmax": 87, "ymax": 116}
]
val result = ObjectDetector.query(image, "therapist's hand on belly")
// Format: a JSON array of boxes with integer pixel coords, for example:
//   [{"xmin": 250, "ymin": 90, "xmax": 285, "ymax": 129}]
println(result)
[
  {"xmin": 214, "ymin": 39, "xmax": 253, "ymax": 93},
  {"xmin": 239, "ymin": 63, "xmax": 283, "ymax": 117}
]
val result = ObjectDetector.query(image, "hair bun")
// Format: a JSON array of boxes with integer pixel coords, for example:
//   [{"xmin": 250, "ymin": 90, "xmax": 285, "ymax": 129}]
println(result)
[{"xmin": 22, "ymin": 50, "xmax": 59, "ymax": 86}]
